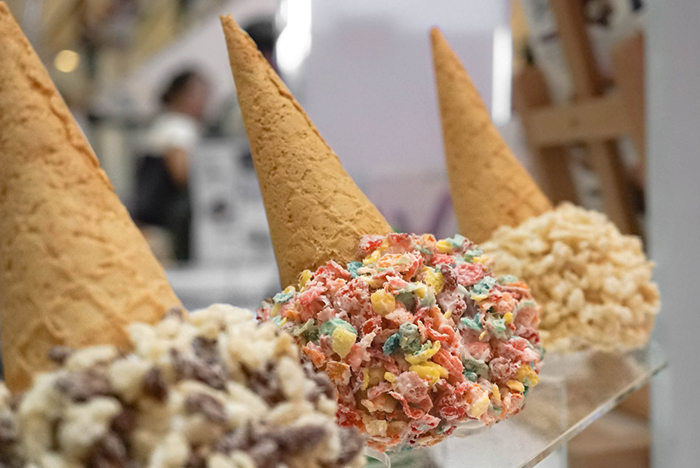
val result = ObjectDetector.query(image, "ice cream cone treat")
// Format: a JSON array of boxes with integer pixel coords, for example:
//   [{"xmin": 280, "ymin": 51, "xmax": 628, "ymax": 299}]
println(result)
[
  {"xmin": 221, "ymin": 16, "xmax": 544, "ymax": 452},
  {"xmin": 259, "ymin": 234, "xmax": 543, "ymax": 452},
  {"xmin": 220, "ymin": 15, "xmax": 392, "ymax": 288},
  {"xmin": 0, "ymin": 305, "xmax": 366, "ymax": 468},
  {"xmin": 430, "ymin": 28, "xmax": 552, "ymax": 246},
  {"xmin": 0, "ymin": 3, "xmax": 181, "ymax": 392},
  {"xmin": 430, "ymin": 28, "xmax": 660, "ymax": 352},
  {"xmin": 0, "ymin": 8, "xmax": 366, "ymax": 467},
  {"xmin": 482, "ymin": 204, "xmax": 660, "ymax": 352}
]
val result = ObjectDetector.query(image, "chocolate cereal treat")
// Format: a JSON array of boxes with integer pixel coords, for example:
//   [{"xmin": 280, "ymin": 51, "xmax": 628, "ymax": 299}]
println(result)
[{"xmin": 0, "ymin": 305, "xmax": 365, "ymax": 468}]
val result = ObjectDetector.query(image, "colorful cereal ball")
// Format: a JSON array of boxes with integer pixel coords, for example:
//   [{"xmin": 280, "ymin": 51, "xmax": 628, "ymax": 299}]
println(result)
[{"xmin": 259, "ymin": 233, "xmax": 544, "ymax": 451}]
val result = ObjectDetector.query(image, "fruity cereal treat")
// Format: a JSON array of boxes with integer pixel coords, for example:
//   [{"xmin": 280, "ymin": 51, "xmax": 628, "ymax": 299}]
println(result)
[{"xmin": 258, "ymin": 233, "xmax": 544, "ymax": 451}]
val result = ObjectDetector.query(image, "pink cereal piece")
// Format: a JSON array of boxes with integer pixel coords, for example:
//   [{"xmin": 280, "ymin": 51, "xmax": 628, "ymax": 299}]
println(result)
[
  {"xmin": 367, "ymin": 382, "xmax": 392, "ymax": 400},
  {"xmin": 386, "ymin": 232, "xmax": 414, "ymax": 251},
  {"xmin": 390, "ymin": 391, "xmax": 433, "ymax": 420},
  {"xmin": 431, "ymin": 253, "xmax": 455, "ymax": 265},
  {"xmin": 516, "ymin": 326, "xmax": 541, "ymax": 346},
  {"xmin": 514, "ymin": 303, "xmax": 540, "ymax": 329},
  {"xmin": 455, "ymin": 262, "xmax": 485, "ymax": 285},
  {"xmin": 466, "ymin": 341, "xmax": 491, "ymax": 361},
  {"xmin": 488, "ymin": 357, "xmax": 519, "ymax": 382},
  {"xmin": 386, "ymin": 274, "xmax": 409, "ymax": 291},
  {"xmin": 343, "ymin": 344, "xmax": 364, "ymax": 370},
  {"xmin": 359, "ymin": 235, "xmax": 386, "ymax": 255},
  {"xmin": 363, "ymin": 315, "xmax": 382, "ymax": 335},
  {"xmin": 317, "ymin": 306, "xmax": 335, "ymax": 322},
  {"xmin": 395, "ymin": 371, "xmax": 430, "ymax": 403},
  {"xmin": 385, "ymin": 305, "xmax": 414, "ymax": 326}
]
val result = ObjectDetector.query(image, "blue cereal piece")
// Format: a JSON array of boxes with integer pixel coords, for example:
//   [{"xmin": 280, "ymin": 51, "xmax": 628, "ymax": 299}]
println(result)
[
  {"xmin": 347, "ymin": 261, "xmax": 362, "ymax": 278},
  {"xmin": 383, "ymin": 333, "xmax": 401, "ymax": 356}
]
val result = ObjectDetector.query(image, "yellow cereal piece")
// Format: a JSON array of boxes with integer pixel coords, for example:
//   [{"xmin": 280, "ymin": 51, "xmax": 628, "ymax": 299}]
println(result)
[
  {"xmin": 422, "ymin": 267, "xmax": 445, "ymax": 293},
  {"xmin": 363, "ymin": 250, "xmax": 380, "ymax": 265},
  {"xmin": 384, "ymin": 372, "xmax": 396, "ymax": 384},
  {"xmin": 504, "ymin": 312, "xmax": 513, "ymax": 325},
  {"xmin": 410, "ymin": 362, "xmax": 448, "ymax": 386},
  {"xmin": 479, "ymin": 331, "xmax": 487, "ymax": 340},
  {"xmin": 413, "ymin": 283, "xmax": 429, "ymax": 299},
  {"xmin": 278, "ymin": 317, "xmax": 287, "ymax": 327},
  {"xmin": 491, "ymin": 384, "xmax": 501, "ymax": 402},
  {"xmin": 506, "ymin": 380, "xmax": 525, "ymax": 393},
  {"xmin": 516, "ymin": 364, "xmax": 540, "ymax": 387},
  {"xmin": 298, "ymin": 270, "xmax": 313, "ymax": 290},
  {"xmin": 444, "ymin": 310, "xmax": 452, "ymax": 319},
  {"xmin": 362, "ymin": 368, "xmax": 370, "ymax": 391},
  {"xmin": 436, "ymin": 240, "xmax": 453, "ymax": 253},
  {"xmin": 283, "ymin": 285, "xmax": 295, "ymax": 295},
  {"xmin": 472, "ymin": 256, "xmax": 487, "ymax": 264},
  {"xmin": 468, "ymin": 391, "xmax": 490, "ymax": 419},
  {"xmin": 270, "ymin": 303, "xmax": 281, "ymax": 317},
  {"xmin": 404, "ymin": 341, "xmax": 441, "ymax": 365},
  {"xmin": 371, "ymin": 290, "xmax": 396, "ymax": 316},
  {"xmin": 365, "ymin": 419, "xmax": 388, "ymax": 437},
  {"xmin": 331, "ymin": 327, "xmax": 356, "ymax": 358},
  {"xmin": 471, "ymin": 293, "xmax": 488, "ymax": 302}
]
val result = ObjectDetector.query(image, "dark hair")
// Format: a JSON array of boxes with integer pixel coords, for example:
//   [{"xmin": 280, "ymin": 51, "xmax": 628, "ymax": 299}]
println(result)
[
  {"xmin": 160, "ymin": 69, "xmax": 202, "ymax": 106},
  {"xmin": 244, "ymin": 18, "xmax": 276, "ymax": 53}
]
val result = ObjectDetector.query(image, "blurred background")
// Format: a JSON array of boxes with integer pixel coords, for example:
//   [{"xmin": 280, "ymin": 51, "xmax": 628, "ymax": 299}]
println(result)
[{"xmin": 2, "ymin": 0, "xmax": 698, "ymax": 467}]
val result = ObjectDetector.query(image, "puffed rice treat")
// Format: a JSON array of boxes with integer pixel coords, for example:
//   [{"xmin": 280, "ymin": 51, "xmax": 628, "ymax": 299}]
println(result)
[
  {"xmin": 0, "ymin": 305, "xmax": 365, "ymax": 468},
  {"xmin": 482, "ymin": 203, "xmax": 660, "ymax": 352}
]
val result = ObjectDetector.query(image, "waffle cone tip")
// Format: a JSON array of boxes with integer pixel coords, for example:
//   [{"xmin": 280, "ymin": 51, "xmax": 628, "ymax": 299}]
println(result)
[
  {"xmin": 221, "ymin": 15, "xmax": 392, "ymax": 287},
  {"xmin": 0, "ymin": 4, "xmax": 181, "ymax": 391},
  {"xmin": 430, "ymin": 27, "xmax": 552, "ymax": 244}
]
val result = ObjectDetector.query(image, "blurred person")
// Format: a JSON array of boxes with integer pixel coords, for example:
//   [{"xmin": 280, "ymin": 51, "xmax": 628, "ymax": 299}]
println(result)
[{"xmin": 133, "ymin": 69, "xmax": 209, "ymax": 262}]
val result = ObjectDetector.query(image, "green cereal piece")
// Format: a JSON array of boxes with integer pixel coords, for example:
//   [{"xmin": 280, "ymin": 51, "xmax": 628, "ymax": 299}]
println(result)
[
  {"xmin": 463, "ymin": 358, "xmax": 490, "ymax": 379},
  {"xmin": 273, "ymin": 290, "xmax": 295, "ymax": 304},
  {"xmin": 461, "ymin": 312, "xmax": 482, "ymax": 331},
  {"xmin": 319, "ymin": 318, "xmax": 357, "ymax": 336},
  {"xmin": 499, "ymin": 274, "xmax": 519, "ymax": 284},
  {"xmin": 398, "ymin": 322, "xmax": 421, "ymax": 353},
  {"xmin": 472, "ymin": 276, "xmax": 497, "ymax": 295}
]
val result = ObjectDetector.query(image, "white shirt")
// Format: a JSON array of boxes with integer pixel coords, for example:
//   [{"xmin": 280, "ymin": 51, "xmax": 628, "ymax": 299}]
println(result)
[{"xmin": 143, "ymin": 112, "xmax": 201, "ymax": 155}]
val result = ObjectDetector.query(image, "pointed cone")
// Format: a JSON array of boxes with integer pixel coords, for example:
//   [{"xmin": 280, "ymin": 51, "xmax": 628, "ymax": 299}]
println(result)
[
  {"xmin": 221, "ymin": 15, "xmax": 392, "ymax": 287},
  {"xmin": 0, "ymin": 4, "xmax": 181, "ymax": 391},
  {"xmin": 430, "ymin": 28, "xmax": 552, "ymax": 244}
]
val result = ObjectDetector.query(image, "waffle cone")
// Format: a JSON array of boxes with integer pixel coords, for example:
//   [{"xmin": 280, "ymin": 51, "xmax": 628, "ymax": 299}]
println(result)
[
  {"xmin": 221, "ymin": 16, "xmax": 392, "ymax": 287},
  {"xmin": 430, "ymin": 28, "xmax": 551, "ymax": 244},
  {"xmin": 0, "ymin": 4, "xmax": 181, "ymax": 392}
]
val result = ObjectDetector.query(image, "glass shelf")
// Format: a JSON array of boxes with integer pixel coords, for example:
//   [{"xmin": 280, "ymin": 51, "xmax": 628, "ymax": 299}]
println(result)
[{"xmin": 368, "ymin": 341, "xmax": 667, "ymax": 468}]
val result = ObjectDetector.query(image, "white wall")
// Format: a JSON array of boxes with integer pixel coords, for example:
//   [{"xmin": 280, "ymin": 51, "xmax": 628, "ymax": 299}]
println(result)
[
  {"xmin": 647, "ymin": 2, "xmax": 700, "ymax": 467},
  {"xmin": 303, "ymin": 0, "xmax": 510, "ymax": 175}
]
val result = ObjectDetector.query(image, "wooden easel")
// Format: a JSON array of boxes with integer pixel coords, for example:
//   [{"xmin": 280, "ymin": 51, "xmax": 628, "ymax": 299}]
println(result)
[{"xmin": 513, "ymin": 0, "xmax": 645, "ymax": 235}]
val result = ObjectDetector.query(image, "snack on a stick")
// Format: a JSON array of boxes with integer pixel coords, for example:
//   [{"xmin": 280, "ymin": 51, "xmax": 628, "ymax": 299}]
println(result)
[
  {"xmin": 259, "ymin": 233, "xmax": 543, "ymax": 452},
  {"xmin": 220, "ymin": 15, "xmax": 392, "ymax": 288},
  {"xmin": 0, "ymin": 3, "xmax": 181, "ymax": 392},
  {"xmin": 0, "ymin": 305, "xmax": 366, "ymax": 468},
  {"xmin": 430, "ymin": 27, "xmax": 552, "ymax": 245},
  {"xmin": 430, "ymin": 28, "xmax": 660, "ymax": 351},
  {"xmin": 482, "ymin": 203, "xmax": 660, "ymax": 351}
]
